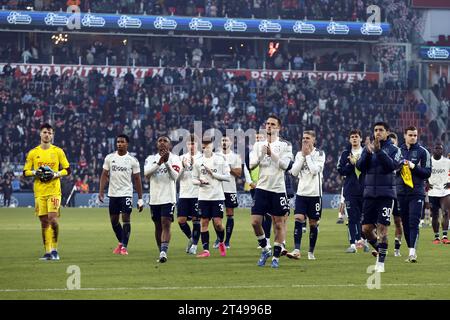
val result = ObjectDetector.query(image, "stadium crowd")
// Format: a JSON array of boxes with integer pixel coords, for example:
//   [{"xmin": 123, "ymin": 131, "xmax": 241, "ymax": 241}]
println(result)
[
  {"xmin": 0, "ymin": 61, "xmax": 411, "ymax": 194},
  {"xmin": 1, "ymin": 33, "xmax": 369, "ymax": 73}
]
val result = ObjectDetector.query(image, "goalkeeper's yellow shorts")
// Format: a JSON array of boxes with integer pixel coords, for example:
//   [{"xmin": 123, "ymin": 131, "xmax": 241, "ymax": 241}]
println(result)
[{"xmin": 35, "ymin": 195, "xmax": 61, "ymax": 217}]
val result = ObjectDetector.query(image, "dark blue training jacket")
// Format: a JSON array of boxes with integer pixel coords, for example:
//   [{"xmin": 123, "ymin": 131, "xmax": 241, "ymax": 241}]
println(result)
[
  {"xmin": 337, "ymin": 144, "xmax": 365, "ymax": 197},
  {"xmin": 396, "ymin": 142, "xmax": 431, "ymax": 196},
  {"xmin": 356, "ymin": 138, "xmax": 403, "ymax": 199}
]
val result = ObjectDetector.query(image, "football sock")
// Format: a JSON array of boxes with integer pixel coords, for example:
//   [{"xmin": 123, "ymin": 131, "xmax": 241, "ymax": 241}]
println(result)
[
  {"xmin": 443, "ymin": 230, "xmax": 448, "ymax": 238},
  {"xmin": 262, "ymin": 215, "xmax": 272, "ymax": 239},
  {"xmin": 273, "ymin": 242, "xmax": 282, "ymax": 258},
  {"xmin": 294, "ymin": 221, "xmax": 303, "ymax": 250},
  {"xmin": 301, "ymin": 221, "xmax": 307, "ymax": 233},
  {"xmin": 161, "ymin": 242, "xmax": 169, "ymax": 253},
  {"xmin": 216, "ymin": 228, "xmax": 225, "ymax": 243},
  {"xmin": 309, "ymin": 225, "xmax": 318, "ymax": 253},
  {"xmin": 257, "ymin": 234, "xmax": 267, "ymax": 249},
  {"xmin": 434, "ymin": 232, "xmax": 440, "ymax": 240},
  {"xmin": 225, "ymin": 216, "xmax": 234, "ymax": 245},
  {"xmin": 368, "ymin": 239, "xmax": 379, "ymax": 251},
  {"xmin": 192, "ymin": 221, "xmax": 201, "ymax": 245},
  {"xmin": 42, "ymin": 226, "xmax": 52, "ymax": 253},
  {"xmin": 201, "ymin": 231, "xmax": 210, "ymax": 251},
  {"xmin": 112, "ymin": 222, "xmax": 123, "ymax": 243},
  {"xmin": 51, "ymin": 223, "xmax": 59, "ymax": 251},
  {"xmin": 122, "ymin": 222, "xmax": 131, "ymax": 247},
  {"xmin": 178, "ymin": 222, "xmax": 192, "ymax": 239},
  {"xmin": 394, "ymin": 237, "xmax": 401, "ymax": 250},
  {"xmin": 378, "ymin": 242, "xmax": 387, "ymax": 263}
]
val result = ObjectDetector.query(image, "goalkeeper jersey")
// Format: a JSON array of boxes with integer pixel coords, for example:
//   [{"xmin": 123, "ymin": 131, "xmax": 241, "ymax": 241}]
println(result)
[{"xmin": 23, "ymin": 145, "xmax": 70, "ymax": 197}]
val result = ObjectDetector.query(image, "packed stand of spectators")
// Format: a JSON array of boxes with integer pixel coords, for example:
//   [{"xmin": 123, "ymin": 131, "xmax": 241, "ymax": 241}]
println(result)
[
  {"xmin": 2, "ymin": 35, "xmax": 372, "ymax": 74},
  {"xmin": 0, "ymin": 62, "xmax": 411, "ymax": 194},
  {"xmin": 371, "ymin": 44, "xmax": 406, "ymax": 79},
  {"xmin": 1, "ymin": 0, "xmax": 422, "ymax": 43}
]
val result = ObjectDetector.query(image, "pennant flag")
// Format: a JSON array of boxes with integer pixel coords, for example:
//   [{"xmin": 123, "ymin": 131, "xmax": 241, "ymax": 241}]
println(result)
[{"xmin": 401, "ymin": 163, "xmax": 414, "ymax": 188}]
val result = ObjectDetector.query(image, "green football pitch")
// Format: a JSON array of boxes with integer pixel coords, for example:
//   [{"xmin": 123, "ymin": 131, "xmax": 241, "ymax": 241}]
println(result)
[{"xmin": 0, "ymin": 207, "xmax": 449, "ymax": 300}]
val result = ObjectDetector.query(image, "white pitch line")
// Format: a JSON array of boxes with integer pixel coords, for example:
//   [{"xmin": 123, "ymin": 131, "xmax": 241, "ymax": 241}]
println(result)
[{"xmin": 0, "ymin": 283, "xmax": 449, "ymax": 293}]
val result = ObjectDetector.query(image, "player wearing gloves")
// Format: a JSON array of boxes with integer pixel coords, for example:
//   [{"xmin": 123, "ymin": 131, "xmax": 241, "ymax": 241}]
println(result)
[
  {"xmin": 23, "ymin": 123, "xmax": 71, "ymax": 261},
  {"xmin": 99, "ymin": 134, "xmax": 144, "ymax": 256}
]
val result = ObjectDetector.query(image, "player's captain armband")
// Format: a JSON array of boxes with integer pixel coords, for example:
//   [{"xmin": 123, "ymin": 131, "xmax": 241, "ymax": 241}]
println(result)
[{"xmin": 401, "ymin": 163, "xmax": 414, "ymax": 188}]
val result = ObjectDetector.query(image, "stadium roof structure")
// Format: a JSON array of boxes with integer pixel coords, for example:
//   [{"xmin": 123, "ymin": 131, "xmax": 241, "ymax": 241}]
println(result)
[{"xmin": 0, "ymin": 10, "xmax": 390, "ymax": 42}]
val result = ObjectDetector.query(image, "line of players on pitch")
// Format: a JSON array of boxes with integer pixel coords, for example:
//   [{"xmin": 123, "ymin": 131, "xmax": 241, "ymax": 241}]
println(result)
[{"xmin": 98, "ymin": 115, "xmax": 449, "ymax": 272}]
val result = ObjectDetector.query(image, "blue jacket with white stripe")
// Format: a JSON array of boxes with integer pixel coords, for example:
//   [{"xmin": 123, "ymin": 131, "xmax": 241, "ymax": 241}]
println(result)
[{"xmin": 396, "ymin": 142, "xmax": 431, "ymax": 196}]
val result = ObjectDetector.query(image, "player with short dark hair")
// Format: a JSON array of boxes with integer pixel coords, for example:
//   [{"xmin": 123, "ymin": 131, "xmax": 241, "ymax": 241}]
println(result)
[
  {"xmin": 427, "ymin": 143, "xmax": 450, "ymax": 244},
  {"xmin": 177, "ymin": 134, "xmax": 202, "ymax": 255},
  {"xmin": 192, "ymin": 137, "xmax": 231, "ymax": 258},
  {"xmin": 250, "ymin": 115, "xmax": 293, "ymax": 268},
  {"xmin": 337, "ymin": 129, "xmax": 368, "ymax": 253},
  {"xmin": 356, "ymin": 122, "xmax": 403, "ymax": 272},
  {"xmin": 99, "ymin": 134, "xmax": 144, "ymax": 256},
  {"xmin": 23, "ymin": 123, "xmax": 71, "ymax": 260},
  {"xmin": 287, "ymin": 130, "xmax": 325, "ymax": 260},
  {"xmin": 144, "ymin": 136, "xmax": 182, "ymax": 263},
  {"xmin": 397, "ymin": 126, "xmax": 431, "ymax": 262}
]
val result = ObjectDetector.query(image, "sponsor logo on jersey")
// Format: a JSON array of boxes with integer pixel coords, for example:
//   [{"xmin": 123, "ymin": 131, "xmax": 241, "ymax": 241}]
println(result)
[
  {"xmin": 431, "ymin": 168, "xmax": 447, "ymax": 174},
  {"xmin": 37, "ymin": 162, "xmax": 56, "ymax": 168},
  {"xmin": 201, "ymin": 168, "xmax": 218, "ymax": 175},
  {"xmin": 111, "ymin": 165, "xmax": 130, "ymax": 172}
]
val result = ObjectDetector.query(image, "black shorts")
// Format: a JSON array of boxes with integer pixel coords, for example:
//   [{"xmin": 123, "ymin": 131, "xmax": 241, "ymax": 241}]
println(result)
[
  {"xmin": 109, "ymin": 196, "xmax": 132, "ymax": 215},
  {"xmin": 150, "ymin": 203, "xmax": 175, "ymax": 222},
  {"xmin": 198, "ymin": 200, "xmax": 224, "ymax": 219},
  {"xmin": 295, "ymin": 196, "xmax": 322, "ymax": 220},
  {"xmin": 362, "ymin": 197, "xmax": 395, "ymax": 226},
  {"xmin": 251, "ymin": 189, "xmax": 290, "ymax": 217},
  {"xmin": 224, "ymin": 193, "xmax": 238, "ymax": 209},
  {"xmin": 177, "ymin": 198, "xmax": 199, "ymax": 220}
]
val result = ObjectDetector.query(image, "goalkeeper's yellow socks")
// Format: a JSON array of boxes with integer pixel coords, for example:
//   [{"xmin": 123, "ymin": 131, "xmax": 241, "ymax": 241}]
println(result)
[
  {"xmin": 51, "ymin": 223, "xmax": 59, "ymax": 251},
  {"xmin": 42, "ymin": 226, "xmax": 52, "ymax": 253}
]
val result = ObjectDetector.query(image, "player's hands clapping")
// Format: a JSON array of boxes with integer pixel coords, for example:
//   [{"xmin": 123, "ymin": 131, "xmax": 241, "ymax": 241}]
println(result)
[
  {"xmin": 365, "ymin": 138, "xmax": 374, "ymax": 154},
  {"xmin": 182, "ymin": 155, "xmax": 193, "ymax": 168},
  {"xmin": 158, "ymin": 149, "xmax": 170, "ymax": 165},
  {"xmin": 262, "ymin": 144, "xmax": 271, "ymax": 156},
  {"xmin": 373, "ymin": 137, "xmax": 381, "ymax": 152},
  {"xmin": 301, "ymin": 141, "xmax": 313, "ymax": 156}
]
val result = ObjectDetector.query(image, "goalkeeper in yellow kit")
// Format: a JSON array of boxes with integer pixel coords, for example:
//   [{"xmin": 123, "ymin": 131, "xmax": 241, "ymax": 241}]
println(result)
[{"xmin": 23, "ymin": 123, "xmax": 71, "ymax": 261}]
